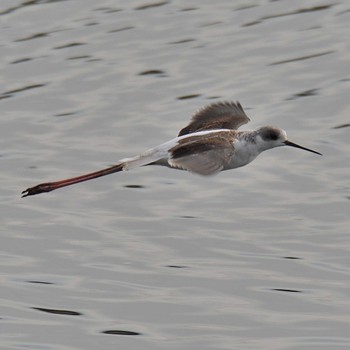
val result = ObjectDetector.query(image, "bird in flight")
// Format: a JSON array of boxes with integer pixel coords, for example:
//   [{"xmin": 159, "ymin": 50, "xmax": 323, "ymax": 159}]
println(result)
[{"xmin": 22, "ymin": 101, "xmax": 321, "ymax": 197}]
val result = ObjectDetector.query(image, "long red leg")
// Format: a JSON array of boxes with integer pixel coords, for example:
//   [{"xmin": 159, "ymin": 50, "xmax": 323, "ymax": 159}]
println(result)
[{"xmin": 22, "ymin": 163, "xmax": 124, "ymax": 197}]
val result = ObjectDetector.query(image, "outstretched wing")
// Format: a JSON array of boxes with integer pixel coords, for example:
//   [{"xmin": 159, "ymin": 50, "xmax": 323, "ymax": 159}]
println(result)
[
  {"xmin": 178, "ymin": 101, "xmax": 250, "ymax": 137},
  {"xmin": 169, "ymin": 131, "xmax": 234, "ymax": 175}
]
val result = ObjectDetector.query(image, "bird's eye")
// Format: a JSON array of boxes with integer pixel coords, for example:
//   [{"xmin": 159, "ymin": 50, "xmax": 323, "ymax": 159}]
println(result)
[
  {"xmin": 262, "ymin": 130, "xmax": 279, "ymax": 141},
  {"xmin": 269, "ymin": 132, "xmax": 278, "ymax": 140}
]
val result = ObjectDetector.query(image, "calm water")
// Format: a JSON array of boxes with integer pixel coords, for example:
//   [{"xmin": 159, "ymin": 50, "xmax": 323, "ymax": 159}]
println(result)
[{"xmin": 1, "ymin": 0, "xmax": 350, "ymax": 349}]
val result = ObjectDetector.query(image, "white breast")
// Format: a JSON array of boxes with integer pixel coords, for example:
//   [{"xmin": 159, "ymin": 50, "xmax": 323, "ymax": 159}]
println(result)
[{"xmin": 225, "ymin": 139, "xmax": 260, "ymax": 170}]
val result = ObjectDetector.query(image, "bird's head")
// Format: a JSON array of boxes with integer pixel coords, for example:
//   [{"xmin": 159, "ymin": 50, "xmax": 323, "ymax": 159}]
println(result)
[{"xmin": 256, "ymin": 126, "xmax": 322, "ymax": 155}]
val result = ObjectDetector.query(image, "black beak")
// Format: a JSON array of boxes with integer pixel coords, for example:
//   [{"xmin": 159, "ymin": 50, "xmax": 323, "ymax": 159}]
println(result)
[{"xmin": 284, "ymin": 140, "xmax": 322, "ymax": 155}]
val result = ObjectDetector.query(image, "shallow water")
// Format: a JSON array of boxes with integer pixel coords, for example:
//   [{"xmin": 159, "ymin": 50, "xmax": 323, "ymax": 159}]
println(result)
[{"xmin": 1, "ymin": 0, "xmax": 350, "ymax": 349}]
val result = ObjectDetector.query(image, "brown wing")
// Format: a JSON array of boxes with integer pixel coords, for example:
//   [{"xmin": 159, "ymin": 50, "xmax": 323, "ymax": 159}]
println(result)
[
  {"xmin": 169, "ymin": 131, "xmax": 234, "ymax": 175},
  {"xmin": 178, "ymin": 101, "xmax": 250, "ymax": 136}
]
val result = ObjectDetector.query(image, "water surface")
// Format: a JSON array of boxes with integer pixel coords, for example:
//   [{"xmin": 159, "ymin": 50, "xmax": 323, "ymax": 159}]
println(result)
[{"xmin": 1, "ymin": 1, "xmax": 350, "ymax": 349}]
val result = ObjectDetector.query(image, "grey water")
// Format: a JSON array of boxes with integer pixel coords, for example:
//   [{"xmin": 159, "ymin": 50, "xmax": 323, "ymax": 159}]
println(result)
[{"xmin": 1, "ymin": 0, "xmax": 350, "ymax": 349}]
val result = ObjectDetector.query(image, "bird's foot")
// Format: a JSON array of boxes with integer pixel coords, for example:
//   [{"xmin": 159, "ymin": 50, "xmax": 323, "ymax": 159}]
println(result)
[{"xmin": 21, "ymin": 183, "xmax": 54, "ymax": 197}]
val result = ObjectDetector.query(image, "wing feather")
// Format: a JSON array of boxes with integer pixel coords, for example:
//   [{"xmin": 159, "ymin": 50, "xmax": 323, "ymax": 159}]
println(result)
[
  {"xmin": 178, "ymin": 101, "xmax": 250, "ymax": 136},
  {"xmin": 169, "ymin": 132, "xmax": 234, "ymax": 176}
]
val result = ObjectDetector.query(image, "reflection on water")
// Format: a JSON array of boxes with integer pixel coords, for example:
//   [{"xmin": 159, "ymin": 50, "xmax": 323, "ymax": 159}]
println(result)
[
  {"xmin": 32, "ymin": 307, "xmax": 82, "ymax": 316},
  {"xmin": 333, "ymin": 123, "xmax": 350, "ymax": 129},
  {"xmin": 243, "ymin": 4, "xmax": 335, "ymax": 26},
  {"xmin": 286, "ymin": 88, "xmax": 319, "ymax": 100},
  {"xmin": 0, "ymin": 84, "xmax": 47, "ymax": 100},
  {"xmin": 1, "ymin": 0, "xmax": 350, "ymax": 349},
  {"xmin": 269, "ymin": 50, "xmax": 335, "ymax": 66},
  {"xmin": 138, "ymin": 69, "xmax": 167, "ymax": 77},
  {"xmin": 102, "ymin": 330, "xmax": 141, "ymax": 336}
]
